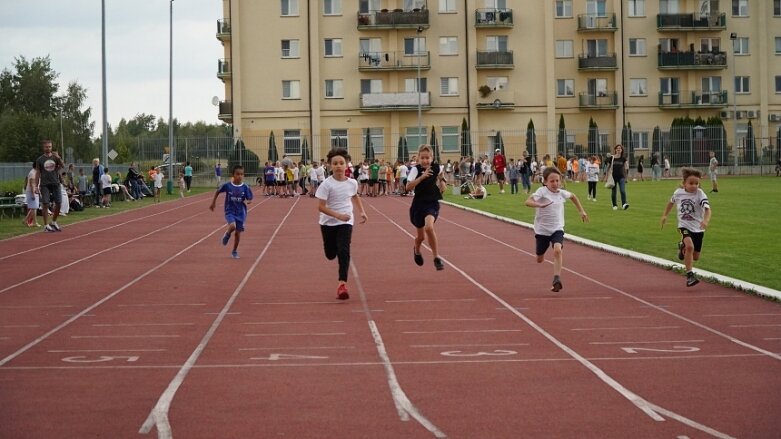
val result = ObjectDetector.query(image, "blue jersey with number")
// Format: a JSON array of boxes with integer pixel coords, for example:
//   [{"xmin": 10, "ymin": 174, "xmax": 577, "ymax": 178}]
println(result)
[{"xmin": 218, "ymin": 182, "xmax": 253, "ymax": 221}]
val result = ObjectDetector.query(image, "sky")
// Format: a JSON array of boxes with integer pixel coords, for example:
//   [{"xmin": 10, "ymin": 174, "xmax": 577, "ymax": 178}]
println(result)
[{"xmin": 1, "ymin": 0, "xmax": 225, "ymax": 131}]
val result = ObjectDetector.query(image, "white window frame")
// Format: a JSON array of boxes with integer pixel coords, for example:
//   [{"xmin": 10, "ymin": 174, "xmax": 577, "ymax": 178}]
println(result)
[
  {"xmin": 404, "ymin": 37, "xmax": 427, "ymax": 55},
  {"xmin": 556, "ymin": 79, "xmax": 574, "ymax": 97},
  {"xmin": 775, "ymin": 76, "xmax": 781, "ymax": 94},
  {"xmin": 442, "ymin": 126, "xmax": 459, "ymax": 152},
  {"xmin": 439, "ymin": 37, "xmax": 458, "ymax": 55},
  {"xmin": 282, "ymin": 80, "xmax": 301, "ymax": 99},
  {"xmin": 628, "ymin": 0, "xmax": 645, "ymax": 17},
  {"xmin": 404, "ymin": 0, "xmax": 426, "ymax": 10},
  {"xmin": 628, "ymin": 38, "xmax": 646, "ymax": 56},
  {"xmin": 324, "ymin": 38, "xmax": 343, "ymax": 57},
  {"xmin": 439, "ymin": 0, "xmax": 457, "ymax": 13},
  {"xmin": 323, "ymin": 0, "xmax": 341, "ymax": 15},
  {"xmin": 629, "ymin": 78, "xmax": 647, "ymax": 96},
  {"xmin": 330, "ymin": 129, "xmax": 348, "ymax": 149},
  {"xmin": 359, "ymin": 38, "xmax": 382, "ymax": 55},
  {"xmin": 659, "ymin": 0, "xmax": 680, "ymax": 14},
  {"xmin": 632, "ymin": 131, "xmax": 649, "ymax": 149},
  {"xmin": 283, "ymin": 130, "xmax": 302, "ymax": 155},
  {"xmin": 584, "ymin": 39, "xmax": 609, "ymax": 57},
  {"xmin": 555, "ymin": 0, "xmax": 573, "ymax": 18},
  {"xmin": 775, "ymin": 37, "xmax": 781, "ymax": 55},
  {"xmin": 281, "ymin": 0, "xmax": 299, "ymax": 16},
  {"xmin": 732, "ymin": 0, "xmax": 748, "ymax": 17},
  {"xmin": 405, "ymin": 77, "xmax": 427, "ymax": 93},
  {"xmin": 487, "ymin": 76, "xmax": 509, "ymax": 90},
  {"xmin": 361, "ymin": 128, "xmax": 385, "ymax": 153},
  {"xmin": 324, "ymin": 79, "xmax": 343, "ymax": 98},
  {"xmin": 734, "ymin": 37, "xmax": 749, "ymax": 55},
  {"xmin": 440, "ymin": 77, "xmax": 459, "ymax": 96},
  {"xmin": 700, "ymin": 38, "xmax": 721, "ymax": 53},
  {"xmin": 775, "ymin": 0, "xmax": 781, "ymax": 16},
  {"xmin": 406, "ymin": 127, "xmax": 427, "ymax": 149},
  {"xmin": 360, "ymin": 79, "xmax": 383, "ymax": 94},
  {"xmin": 555, "ymin": 40, "xmax": 574, "ymax": 58},
  {"xmin": 734, "ymin": 76, "xmax": 750, "ymax": 94},
  {"xmin": 281, "ymin": 40, "xmax": 300, "ymax": 58},
  {"xmin": 359, "ymin": 0, "xmax": 380, "ymax": 14},
  {"xmin": 485, "ymin": 35, "xmax": 508, "ymax": 52}
]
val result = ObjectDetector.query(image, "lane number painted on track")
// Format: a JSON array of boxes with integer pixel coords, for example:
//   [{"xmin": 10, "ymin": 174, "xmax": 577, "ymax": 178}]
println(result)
[
  {"xmin": 620, "ymin": 346, "xmax": 700, "ymax": 354},
  {"xmin": 440, "ymin": 350, "xmax": 517, "ymax": 357},
  {"xmin": 62, "ymin": 355, "xmax": 140, "ymax": 363},
  {"xmin": 250, "ymin": 354, "xmax": 329, "ymax": 361}
]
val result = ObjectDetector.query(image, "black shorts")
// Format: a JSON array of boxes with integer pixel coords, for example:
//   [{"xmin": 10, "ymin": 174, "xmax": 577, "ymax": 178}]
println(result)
[
  {"xmin": 409, "ymin": 200, "xmax": 440, "ymax": 229},
  {"xmin": 679, "ymin": 228, "xmax": 705, "ymax": 253},
  {"xmin": 368, "ymin": 179, "xmax": 377, "ymax": 186},
  {"xmin": 103, "ymin": 187, "xmax": 112, "ymax": 195},
  {"xmin": 496, "ymin": 171, "xmax": 506, "ymax": 182},
  {"xmin": 535, "ymin": 230, "xmax": 565, "ymax": 256},
  {"xmin": 277, "ymin": 181, "xmax": 286, "ymax": 187},
  {"xmin": 40, "ymin": 184, "xmax": 61, "ymax": 205}
]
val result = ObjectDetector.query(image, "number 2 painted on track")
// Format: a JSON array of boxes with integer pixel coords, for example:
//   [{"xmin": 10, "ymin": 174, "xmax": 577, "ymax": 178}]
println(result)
[
  {"xmin": 620, "ymin": 346, "xmax": 700, "ymax": 354},
  {"xmin": 61, "ymin": 356, "xmax": 140, "ymax": 363},
  {"xmin": 440, "ymin": 350, "xmax": 517, "ymax": 357}
]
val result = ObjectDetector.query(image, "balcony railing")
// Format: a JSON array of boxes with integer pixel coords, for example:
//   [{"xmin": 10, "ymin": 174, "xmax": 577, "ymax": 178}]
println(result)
[
  {"xmin": 476, "ymin": 90, "xmax": 515, "ymax": 110},
  {"xmin": 360, "ymin": 92, "xmax": 431, "ymax": 111},
  {"xmin": 657, "ymin": 13, "xmax": 726, "ymax": 31},
  {"xmin": 217, "ymin": 59, "xmax": 231, "ymax": 79},
  {"xmin": 577, "ymin": 53, "xmax": 617, "ymax": 70},
  {"xmin": 577, "ymin": 14, "xmax": 617, "ymax": 31},
  {"xmin": 475, "ymin": 9, "xmax": 513, "ymax": 28},
  {"xmin": 578, "ymin": 92, "xmax": 618, "ymax": 109},
  {"xmin": 476, "ymin": 51, "xmax": 514, "ymax": 69},
  {"xmin": 217, "ymin": 100, "xmax": 232, "ymax": 122},
  {"xmin": 216, "ymin": 19, "xmax": 231, "ymax": 40},
  {"xmin": 357, "ymin": 9, "xmax": 429, "ymax": 29},
  {"xmin": 358, "ymin": 51, "xmax": 430, "ymax": 71},
  {"xmin": 657, "ymin": 50, "xmax": 727, "ymax": 69},
  {"xmin": 658, "ymin": 90, "xmax": 728, "ymax": 108}
]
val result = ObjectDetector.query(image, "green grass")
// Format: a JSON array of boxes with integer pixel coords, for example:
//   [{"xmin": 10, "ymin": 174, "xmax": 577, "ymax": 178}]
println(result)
[
  {"xmin": 0, "ymin": 187, "xmax": 212, "ymax": 240},
  {"xmin": 444, "ymin": 176, "xmax": 781, "ymax": 291}
]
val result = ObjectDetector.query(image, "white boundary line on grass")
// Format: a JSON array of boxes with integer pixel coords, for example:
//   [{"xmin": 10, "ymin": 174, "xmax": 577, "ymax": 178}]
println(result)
[{"xmin": 441, "ymin": 201, "xmax": 781, "ymax": 302}]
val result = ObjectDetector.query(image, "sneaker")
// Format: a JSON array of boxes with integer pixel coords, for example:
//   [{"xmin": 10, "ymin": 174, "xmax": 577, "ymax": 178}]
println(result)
[
  {"xmin": 592, "ymin": 198, "xmax": 597, "ymax": 202},
  {"xmin": 231, "ymin": 251, "xmax": 240, "ymax": 259},
  {"xmin": 500, "ymin": 190, "xmax": 505, "ymax": 194},
  {"xmin": 44, "ymin": 224, "xmax": 56, "ymax": 233},
  {"xmin": 622, "ymin": 203, "xmax": 629, "ymax": 210},
  {"xmin": 50, "ymin": 222, "xmax": 61, "ymax": 232},
  {"xmin": 222, "ymin": 233, "xmax": 230, "ymax": 246},
  {"xmin": 551, "ymin": 276, "xmax": 563, "ymax": 292},
  {"xmin": 336, "ymin": 284, "xmax": 349, "ymax": 300},
  {"xmin": 612, "ymin": 206, "xmax": 618, "ymax": 210},
  {"xmin": 712, "ymin": 189, "xmax": 719, "ymax": 193},
  {"xmin": 433, "ymin": 257, "xmax": 444, "ymax": 271},
  {"xmin": 677, "ymin": 241, "xmax": 685, "ymax": 261},
  {"xmin": 413, "ymin": 248, "xmax": 424, "ymax": 266},
  {"xmin": 686, "ymin": 272, "xmax": 699, "ymax": 287}
]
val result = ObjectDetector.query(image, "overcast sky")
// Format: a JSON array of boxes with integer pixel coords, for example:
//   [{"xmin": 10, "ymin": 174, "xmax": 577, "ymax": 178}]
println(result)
[{"xmin": 1, "ymin": 0, "xmax": 224, "ymax": 130}]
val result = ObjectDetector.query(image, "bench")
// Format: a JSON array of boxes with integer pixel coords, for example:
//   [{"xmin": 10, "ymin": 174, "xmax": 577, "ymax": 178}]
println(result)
[{"xmin": 0, "ymin": 197, "xmax": 24, "ymax": 220}]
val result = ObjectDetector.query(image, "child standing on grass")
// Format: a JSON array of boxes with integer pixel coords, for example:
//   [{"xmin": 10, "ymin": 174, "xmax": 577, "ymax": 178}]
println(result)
[
  {"xmin": 178, "ymin": 171, "xmax": 186, "ymax": 198},
  {"xmin": 586, "ymin": 155, "xmax": 600, "ymax": 201},
  {"xmin": 316, "ymin": 149, "xmax": 367, "ymax": 300},
  {"xmin": 660, "ymin": 167, "xmax": 711, "ymax": 287},
  {"xmin": 406, "ymin": 144, "xmax": 448, "ymax": 271},
  {"xmin": 153, "ymin": 169, "xmax": 164, "ymax": 203},
  {"xmin": 525, "ymin": 167, "xmax": 588, "ymax": 292},
  {"xmin": 100, "ymin": 166, "xmax": 113, "ymax": 208},
  {"xmin": 210, "ymin": 165, "xmax": 253, "ymax": 259}
]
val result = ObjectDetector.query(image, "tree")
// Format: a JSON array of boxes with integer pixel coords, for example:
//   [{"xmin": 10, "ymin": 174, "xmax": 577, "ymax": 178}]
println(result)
[
  {"xmin": 557, "ymin": 114, "xmax": 567, "ymax": 156},
  {"xmin": 525, "ymin": 119, "xmax": 537, "ymax": 159}
]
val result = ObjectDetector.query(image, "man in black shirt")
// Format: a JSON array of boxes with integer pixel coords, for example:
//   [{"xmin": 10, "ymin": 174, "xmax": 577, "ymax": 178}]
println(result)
[{"xmin": 34, "ymin": 139, "xmax": 65, "ymax": 232}]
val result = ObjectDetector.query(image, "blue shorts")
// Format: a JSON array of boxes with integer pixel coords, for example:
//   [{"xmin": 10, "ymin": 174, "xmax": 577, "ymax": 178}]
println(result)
[
  {"xmin": 409, "ymin": 200, "xmax": 440, "ymax": 229},
  {"xmin": 225, "ymin": 213, "xmax": 246, "ymax": 232}
]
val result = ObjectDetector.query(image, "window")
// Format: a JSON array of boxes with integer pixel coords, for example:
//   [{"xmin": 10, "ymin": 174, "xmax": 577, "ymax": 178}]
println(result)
[
  {"xmin": 776, "ymin": 76, "xmax": 781, "ymax": 93},
  {"xmin": 324, "ymin": 39, "xmax": 343, "ymax": 57},
  {"xmin": 660, "ymin": 77, "xmax": 680, "ymax": 103},
  {"xmin": 659, "ymin": 0, "xmax": 679, "ymax": 14},
  {"xmin": 282, "ymin": 80, "xmax": 301, "ymax": 99},
  {"xmin": 406, "ymin": 127, "xmax": 427, "ymax": 149},
  {"xmin": 404, "ymin": 0, "xmax": 425, "ymax": 10},
  {"xmin": 586, "ymin": 0, "xmax": 607, "ymax": 17},
  {"xmin": 732, "ymin": 0, "xmax": 748, "ymax": 16},
  {"xmin": 700, "ymin": 38, "xmax": 721, "ymax": 53},
  {"xmin": 281, "ymin": 40, "xmax": 300, "ymax": 58},
  {"xmin": 361, "ymin": 128, "xmax": 385, "ymax": 153},
  {"xmin": 632, "ymin": 132, "xmax": 649, "ymax": 149},
  {"xmin": 323, "ymin": 0, "xmax": 341, "ymax": 15},
  {"xmin": 439, "ymin": 0, "xmax": 456, "ymax": 12},
  {"xmin": 281, "ymin": 0, "xmax": 299, "ymax": 16},
  {"xmin": 442, "ymin": 126, "xmax": 459, "ymax": 152},
  {"xmin": 404, "ymin": 37, "xmax": 427, "ymax": 55},
  {"xmin": 629, "ymin": 78, "xmax": 647, "ymax": 96},
  {"xmin": 776, "ymin": 37, "xmax": 781, "ymax": 55},
  {"xmin": 486, "ymin": 76, "xmax": 508, "ymax": 90},
  {"xmin": 628, "ymin": 38, "xmax": 646, "ymax": 56},
  {"xmin": 556, "ymin": 79, "xmax": 574, "ymax": 97},
  {"xmin": 584, "ymin": 39, "xmax": 608, "ymax": 57},
  {"xmin": 735, "ymin": 76, "xmax": 750, "ymax": 94},
  {"xmin": 440, "ymin": 77, "xmax": 458, "ymax": 96},
  {"xmin": 360, "ymin": 79, "xmax": 383, "ymax": 94},
  {"xmin": 628, "ymin": 0, "xmax": 645, "ymax": 16},
  {"xmin": 359, "ymin": 38, "xmax": 382, "ymax": 55},
  {"xmin": 324, "ymin": 79, "xmax": 343, "ymax": 98},
  {"xmin": 330, "ymin": 129, "xmax": 348, "ymax": 149},
  {"xmin": 359, "ymin": 0, "xmax": 380, "ymax": 13},
  {"xmin": 486, "ymin": 0, "xmax": 507, "ymax": 8},
  {"xmin": 775, "ymin": 0, "xmax": 781, "ymax": 16},
  {"xmin": 405, "ymin": 77, "xmax": 428, "ymax": 92},
  {"xmin": 486, "ymin": 35, "xmax": 508, "ymax": 52},
  {"xmin": 734, "ymin": 37, "xmax": 749, "ymax": 55},
  {"xmin": 555, "ymin": 40, "xmax": 573, "ymax": 58},
  {"xmin": 700, "ymin": 76, "xmax": 721, "ymax": 104},
  {"xmin": 283, "ymin": 130, "xmax": 301, "ymax": 155},
  {"xmin": 659, "ymin": 38, "xmax": 680, "ymax": 52},
  {"xmin": 555, "ymin": 0, "xmax": 572, "ymax": 18},
  {"xmin": 439, "ymin": 37, "xmax": 458, "ymax": 55},
  {"xmin": 587, "ymin": 78, "xmax": 608, "ymax": 97}
]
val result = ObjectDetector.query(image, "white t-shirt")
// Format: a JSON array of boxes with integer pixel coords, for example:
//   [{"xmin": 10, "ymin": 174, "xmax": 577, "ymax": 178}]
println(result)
[
  {"xmin": 315, "ymin": 166, "xmax": 325, "ymax": 182},
  {"xmin": 671, "ymin": 188, "xmax": 710, "ymax": 233},
  {"xmin": 101, "ymin": 173, "xmax": 112, "ymax": 189},
  {"xmin": 664, "ymin": 158, "xmax": 671, "ymax": 170},
  {"xmin": 293, "ymin": 167, "xmax": 299, "ymax": 181},
  {"xmin": 153, "ymin": 172, "xmax": 164, "ymax": 188},
  {"xmin": 309, "ymin": 167, "xmax": 318, "ymax": 182},
  {"xmin": 358, "ymin": 164, "xmax": 369, "ymax": 181},
  {"xmin": 586, "ymin": 163, "xmax": 600, "ymax": 182},
  {"xmin": 406, "ymin": 165, "xmax": 443, "ymax": 182},
  {"xmin": 399, "ymin": 164, "xmax": 409, "ymax": 179},
  {"xmin": 316, "ymin": 176, "xmax": 358, "ymax": 226},
  {"xmin": 531, "ymin": 186, "xmax": 573, "ymax": 236},
  {"xmin": 709, "ymin": 157, "xmax": 718, "ymax": 174},
  {"xmin": 274, "ymin": 167, "xmax": 284, "ymax": 182}
]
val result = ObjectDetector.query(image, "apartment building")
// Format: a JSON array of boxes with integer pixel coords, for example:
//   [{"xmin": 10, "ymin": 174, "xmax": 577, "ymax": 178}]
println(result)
[{"xmin": 215, "ymin": 0, "xmax": 781, "ymax": 160}]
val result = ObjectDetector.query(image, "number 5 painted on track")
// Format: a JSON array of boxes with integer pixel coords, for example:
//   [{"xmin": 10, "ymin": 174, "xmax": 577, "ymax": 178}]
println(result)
[
  {"xmin": 440, "ymin": 350, "xmax": 517, "ymax": 357},
  {"xmin": 620, "ymin": 346, "xmax": 700, "ymax": 354},
  {"xmin": 62, "ymin": 356, "xmax": 140, "ymax": 363}
]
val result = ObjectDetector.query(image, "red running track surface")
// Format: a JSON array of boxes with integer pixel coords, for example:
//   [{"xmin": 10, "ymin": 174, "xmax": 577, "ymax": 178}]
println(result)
[{"xmin": 0, "ymin": 193, "xmax": 779, "ymax": 438}]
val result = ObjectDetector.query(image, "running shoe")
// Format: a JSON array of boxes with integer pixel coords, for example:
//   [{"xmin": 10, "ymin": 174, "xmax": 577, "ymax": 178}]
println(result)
[
  {"xmin": 612, "ymin": 206, "xmax": 618, "ymax": 210},
  {"xmin": 336, "ymin": 284, "xmax": 349, "ymax": 300},
  {"xmin": 622, "ymin": 203, "xmax": 629, "ymax": 210},
  {"xmin": 231, "ymin": 251, "xmax": 239, "ymax": 259},
  {"xmin": 677, "ymin": 241, "xmax": 685, "ymax": 261},
  {"xmin": 44, "ymin": 224, "xmax": 56, "ymax": 232},
  {"xmin": 686, "ymin": 272, "xmax": 699, "ymax": 287},
  {"xmin": 413, "ymin": 248, "xmax": 424, "ymax": 266},
  {"xmin": 50, "ymin": 221, "xmax": 61, "ymax": 231},
  {"xmin": 222, "ymin": 233, "xmax": 230, "ymax": 246},
  {"xmin": 551, "ymin": 276, "xmax": 563, "ymax": 292},
  {"xmin": 433, "ymin": 257, "xmax": 444, "ymax": 271}
]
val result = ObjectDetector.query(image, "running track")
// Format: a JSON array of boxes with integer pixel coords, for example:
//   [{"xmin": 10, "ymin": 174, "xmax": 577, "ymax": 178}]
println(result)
[{"xmin": 1, "ymin": 194, "xmax": 779, "ymax": 438}]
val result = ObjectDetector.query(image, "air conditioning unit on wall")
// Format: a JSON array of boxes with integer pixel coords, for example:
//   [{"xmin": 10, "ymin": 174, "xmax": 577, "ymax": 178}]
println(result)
[
  {"xmin": 770, "ymin": 114, "xmax": 781, "ymax": 122},
  {"xmin": 719, "ymin": 111, "xmax": 732, "ymax": 119},
  {"xmin": 746, "ymin": 110, "xmax": 758, "ymax": 119},
  {"xmin": 736, "ymin": 111, "xmax": 746, "ymax": 119}
]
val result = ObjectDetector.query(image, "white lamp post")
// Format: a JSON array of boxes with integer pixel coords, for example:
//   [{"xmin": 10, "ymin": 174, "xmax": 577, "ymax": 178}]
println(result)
[
  {"xmin": 416, "ymin": 26, "xmax": 424, "ymax": 147},
  {"xmin": 730, "ymin": 32, "xmax": 738, "ymax": 174}
]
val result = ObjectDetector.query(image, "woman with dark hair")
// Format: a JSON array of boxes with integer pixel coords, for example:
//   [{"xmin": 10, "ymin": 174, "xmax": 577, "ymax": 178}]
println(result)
[
  {"xmin": 636, "ymin": 155, "xmax": 645, "ymax": 181},
  {"xmin": 607, "ymin": 144, "xmax": 629, "ymax": 210}
]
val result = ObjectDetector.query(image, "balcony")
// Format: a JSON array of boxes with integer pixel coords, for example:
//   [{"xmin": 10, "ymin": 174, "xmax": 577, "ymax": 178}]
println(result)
[
  {"xmin": 658, "ymin": 90, "xmax": 728, "ymax": 109},
  {"xmin": 578, "ymin": 92, "xmax": 618, "ymax": 109},
  {"xmin": 358, "ymin": 51, "xmax": 430, "ymax": 71},
  {"xmin": 578, "ymin": 53, "xmax": 617, "ymax": 70},
  {"xmin": 357, "ymin": 9, "xmax": 429, "ymax": 30},
  {"xmin": 577, "ymin": 14, "xmax": 617, "ymax": 32},
  {"xmin": 217, "ymin": 59, "xmax": 231, "ymax": 80},
  {"xmin": 217, "ymin": 100, "xmax": 232, "ymax": 123},
  {"xmin": 657, "ymin": 50, "xmax": 727, "ymax": 70},
  {"xmin": 657, "ymin": 13, "xmax": 726, "ymax": 31},
  {"xmin": 475, "ymin": 9, "xmax": 513, "ymax": 28},
  {"xmin": 360, "ymin": 92, "xmax": 431, "ymax": 112},
  {"xmin": 216, "ymin": 19, "xmax": 231, "ymax": 41},
  {"xmin": 476, "ymin": 51, "xmax": 514, "ymax": 69},
  {"xmin": 476, "ymin": 90, "xmax": 515, "ymax": 110}
]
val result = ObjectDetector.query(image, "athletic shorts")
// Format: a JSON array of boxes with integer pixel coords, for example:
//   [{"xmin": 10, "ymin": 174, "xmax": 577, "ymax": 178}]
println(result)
[
  {"xmin": 103, "ymin": 187, "xmax": 112, "ymax": 195},
  {"xmin": 368, "ymin": 179, "xmax": 377, "ymax": 186},
  {"xmin": 535, "ymin": 230, "xmax": 565, "ymax": 256},
  {"xmin": 708, "ymin": 171, "xmax": 717, "ymax": 182},
  {"xmin": 39, "ymin": 184, "xmax": 61, "ymax": 205},
  {"xmin": 265, "ymin": 178, "xmax": 275, "ymax": 186},
  {"xmin": 409, "ymin": 200, "xmax": 440, "ymax": 229},
  {"xmin": 226, "ymin": 213, "xmax": 246, "ymax": 232},
  {"xmin": 277, "ymin": 181, "xmax": 286, "ymax": 187},
  {"xmin": 496, "ymin": 171, "xmax": 505, "ymax": 182},
  {"xmin": 679, "ymin": 228, "xmax": 704, "ymax": 253},
  {"xmin": 25, "ymin": 192, "xmax": 39, "ymax": 209}
]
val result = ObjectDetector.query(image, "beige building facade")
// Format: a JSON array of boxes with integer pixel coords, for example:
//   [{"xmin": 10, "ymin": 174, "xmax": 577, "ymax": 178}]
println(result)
[{"xmin": 216, "ymin": 0, "xmax": 781, "ymax": 161}]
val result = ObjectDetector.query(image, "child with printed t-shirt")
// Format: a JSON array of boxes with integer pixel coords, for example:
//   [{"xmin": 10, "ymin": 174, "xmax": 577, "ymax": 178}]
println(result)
[
  {"xmin": 210, "ymin": 165, "xmax": 254, "ymax": 259},
  {"xmin": 525, "ymin": 167, "xmax": 588, "ymax": 292},
  {"xmin": 586, "ymin": 155, "xmax": 600, "ymax": 201},
  {"xmin": 406, "ymin": 144, "xmax": 447, "ymax": 271}
]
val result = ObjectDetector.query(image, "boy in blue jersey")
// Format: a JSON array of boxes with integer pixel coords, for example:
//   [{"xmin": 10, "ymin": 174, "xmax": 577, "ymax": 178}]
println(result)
[{"xmin": 210, "ymin": 165, "xmax": 253, "ymax": 259}]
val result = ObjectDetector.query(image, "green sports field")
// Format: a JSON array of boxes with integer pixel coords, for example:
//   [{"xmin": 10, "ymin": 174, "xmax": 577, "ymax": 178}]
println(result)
[{"xmin": 444, "ymin": 176, "xmax": 781, "ymax": 291}]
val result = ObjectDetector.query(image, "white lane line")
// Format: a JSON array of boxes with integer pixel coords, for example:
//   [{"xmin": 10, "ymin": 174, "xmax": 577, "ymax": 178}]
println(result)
[
  {"xmin": 729, "ymin": 324, "xmax": 781, "ymax": 328},
  {"xmin": 589, "ymin": 340, "xmax": 705, "ymax": 346},
  {"xmin": 0, "ymin": 337, "xmax": 9, "ymax": 340},
  {"xmin": 0, "ymin": 305, "xmax": 74, "ymax": 309},
  {"xmin": 703, "ymin": 313, "xmax": 781, "ymax": 317},
  {"xmin": 552, "ymin": 316, "xmax": 648, "ymax": 320},
  {"xmin": 395, "ymin": 318, "xmax": 496, "ymax": 322},
  {"xmin": 205, "ymin": 312, "xmax": 241, "ymax": 315},
  {"xmin": 1, "ymin": 325, "xmax": 41, "ymax": 328},
  {"xmin": 764, "ymin": 338, "xmax": 781, "ymax": 341},
  {"xmin": 252, "ymin": 301, "xmax": 341, "ymax": 305},
  {"xmin": 238, "ymin": 346, "xmax": 356, "ymax": 351},
  {"xmin": 243, "ymin": 333, "xmax": 346, "ymax": 337},
  {"xmin": 139, "ymin": 197, "xmax": 298, "ymax": 438},
  {"xmin": 522, "ymin": 296, "xmax": 613, "ymax": 301},
  {"xmin": 71, "ymin": 335, "xmax": 180, "ymax": 339},
  {"xmin": 117, "ymin": 303, "xmax": 207, "ymax": 307},
  {"xmin": 241, "ymin": 321, "xmax": 344, "ymax": 325},
  {"xmin": 410, "ymin": 343, "xmax": 530, "ymax": 348},
  {"xmin": 91, "ymin": 323, "xmax": 195, "ymax": 327},
  {"xmin": 0, "ymin": 197, "xmax": 272, "ymax": 369},
  {"xmin": 679, "ymin": 435, "xmax": 691, "ymax": 438},
  {"xmin": 403, "ymin": 329, "xmax": 522, "ymax": 334},
  {"xmin": 0, "ymin": 210, "xmax": 206, "ymax": 295},
  {"xmin": 375, "ymin": 203, "xmax": 735, "ymax": 438},
  {"xmin": 384, "ymin": 298, "xmax": 476, "ymax": 303},
  {"xmin": 571, "ymin": 326, "xmax": 680, "ymax": 332},
  {"xmin": 651, "ymin": 295, "xmax": 742, "ymax": 299},
  {"xmin": 48, "ymin": 349, "xmax": 168, "ymax": 353}
]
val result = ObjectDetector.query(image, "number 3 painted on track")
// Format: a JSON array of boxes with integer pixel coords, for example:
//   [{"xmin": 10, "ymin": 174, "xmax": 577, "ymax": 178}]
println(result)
[{"xmin": 440, "ymin": 350, "xmax": 517, "ymax": 357}]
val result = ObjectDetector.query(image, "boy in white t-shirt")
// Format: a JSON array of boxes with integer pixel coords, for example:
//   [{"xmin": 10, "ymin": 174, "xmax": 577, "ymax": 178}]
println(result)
[
  {"xmin": 308, "ymin": 162, "xmax": 319, "ymax": 197},
  {"xmin": 660, "ymin": 167, "xmax": 712, "ymax": 287},
  {"xmin": 100, "ymin": 167, "xmax": 113, "ymax": 207},
  {"xmin": 153, "ymin": 169, "xmax": 164, "ymax": 203},
  {"xmin": 586, "ymin": 155, "xmax": 600, "ymax": 201},
  {"xmin": 525, "ymin": 167, "xmax": 588, "ymax": 292},
  {"xmin": 398, "ymin": 162, "xmax": 409, "ymax": 196},
  {"xmin": 316, "ymin": 149, "xmax": 367, "ymax": 300}
]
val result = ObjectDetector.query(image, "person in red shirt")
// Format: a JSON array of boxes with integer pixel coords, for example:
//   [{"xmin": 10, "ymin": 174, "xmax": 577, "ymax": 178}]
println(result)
[{"xmin": 492, "ymin": 149, "xmax": 507, "ymax": 194}]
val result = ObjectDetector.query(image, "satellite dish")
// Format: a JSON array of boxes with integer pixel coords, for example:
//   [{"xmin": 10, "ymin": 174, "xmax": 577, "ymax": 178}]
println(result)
[
  {"xmin": 211, "ymin": 96, "xmax": 219, "ymax": 106},
  {"xmin": 492, "ymin": 99, "xmax": 502, "ymax": 109}
]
